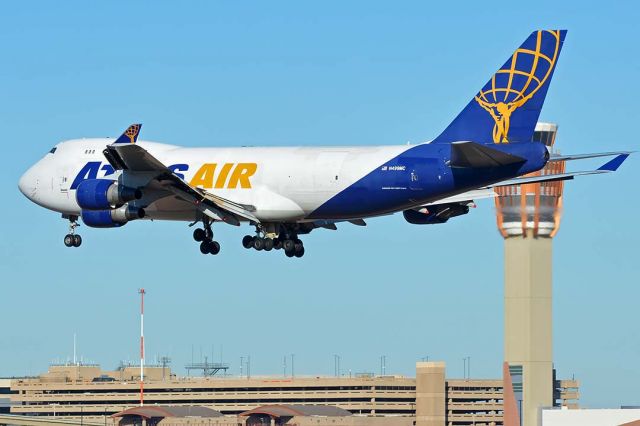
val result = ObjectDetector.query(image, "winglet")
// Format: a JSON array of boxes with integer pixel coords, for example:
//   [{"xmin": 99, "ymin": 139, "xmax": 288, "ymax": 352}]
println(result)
[
  {"xmin": 113, "ymin": 124, "xmax": 142, "ymax": 144},
  {"xmin": 597, "ymin": 153, "xmax": 630, "ymax": 172}
]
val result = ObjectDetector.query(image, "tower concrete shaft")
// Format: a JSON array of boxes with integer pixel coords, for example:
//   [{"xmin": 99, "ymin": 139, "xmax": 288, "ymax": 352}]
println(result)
[{"xmin": 504, "ymin": 234, "xmax": 553, "ymax": 426}]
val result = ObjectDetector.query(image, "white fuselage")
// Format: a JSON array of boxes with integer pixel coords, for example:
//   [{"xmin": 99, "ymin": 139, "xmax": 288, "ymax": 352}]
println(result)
[{"xmin": 19, "ymin": 138, "xmax": 415, "ymax": 222}]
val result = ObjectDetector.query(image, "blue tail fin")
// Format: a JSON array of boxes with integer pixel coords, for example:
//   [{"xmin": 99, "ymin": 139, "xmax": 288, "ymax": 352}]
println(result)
[{"xmin": 432, "ymin": 30, "xmax": 567, "ymax": 145}]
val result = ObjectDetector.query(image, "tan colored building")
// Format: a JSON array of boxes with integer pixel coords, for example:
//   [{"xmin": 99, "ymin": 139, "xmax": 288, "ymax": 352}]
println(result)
[{"xmin": 7, "ymin": 362, "xmax": 578, "ymax": 426}]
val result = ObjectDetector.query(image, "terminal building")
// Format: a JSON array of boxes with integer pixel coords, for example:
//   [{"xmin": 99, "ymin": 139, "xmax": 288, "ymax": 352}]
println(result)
[{"xmin": 3, "ymin": 361, "xmax": 579, "ymax": 426}]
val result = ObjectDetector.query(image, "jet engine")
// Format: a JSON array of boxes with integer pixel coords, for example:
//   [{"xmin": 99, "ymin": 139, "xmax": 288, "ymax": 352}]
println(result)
[
  {"xmin": 75, "ymin": 179, "xmax": 142, "ymax": 210},
  {"xmin": 81, "ymin": 205, "xmax": 145, "ymax": 228},
  {"xmin": 403, "ymin": 202, "xmax": 470, "ymax": 225}
]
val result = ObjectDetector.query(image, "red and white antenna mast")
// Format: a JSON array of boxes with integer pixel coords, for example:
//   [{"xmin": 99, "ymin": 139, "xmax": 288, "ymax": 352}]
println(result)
[{"xmin": 138, "ymin": 288, "xmax": 146, "ymax": 406}]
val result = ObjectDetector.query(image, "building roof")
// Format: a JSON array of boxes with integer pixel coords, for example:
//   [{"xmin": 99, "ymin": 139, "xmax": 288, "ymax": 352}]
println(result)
[
  {"xmin": 240, "ymin": 404, "xmax": 352, "ymax": 418},
  {"xmin": 113, "ymin": 405, "xmax": 223, "ymax": 419}
]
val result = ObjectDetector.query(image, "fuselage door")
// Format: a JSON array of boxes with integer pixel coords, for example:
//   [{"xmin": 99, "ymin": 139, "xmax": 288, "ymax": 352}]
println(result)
[{"xmin": 58, "ymin": 164, "xmax": 72, "ymax": 195}]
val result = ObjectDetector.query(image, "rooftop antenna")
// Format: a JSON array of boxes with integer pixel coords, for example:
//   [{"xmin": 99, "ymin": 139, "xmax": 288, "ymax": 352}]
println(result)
[
  {"xmin": 160, "ymin": 356, "xmax": 171, "ymax": 381},
  {"xmin": 380, "ymin": 355, "xmax": 387, "ymax": 376},
  {"xmin": 138, "ymin": 288, "xmax": 146, "ymax": 406}
]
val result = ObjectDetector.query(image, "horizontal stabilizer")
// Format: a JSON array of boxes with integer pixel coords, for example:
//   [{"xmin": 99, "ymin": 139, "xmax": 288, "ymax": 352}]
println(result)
[
  {"xmin": 422, "ymin": 188, "xmax": 497, "ymax": 206},
  {"xmin": 549, "ymin": 151, "xmax": 633, "ymax": 162},
  {"xmin": 450, "ymin": 142, "xmax": 526, "ymax": 168}
]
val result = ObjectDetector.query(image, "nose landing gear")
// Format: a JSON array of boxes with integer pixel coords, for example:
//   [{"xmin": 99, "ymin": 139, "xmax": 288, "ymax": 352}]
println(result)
[
  {"xmin": 192, "ymin": 219, "xmax": 221, "ymax": 255},
  {"xmin": 63, "ymin": 215, "xmax": 82, "ymax": 248}
]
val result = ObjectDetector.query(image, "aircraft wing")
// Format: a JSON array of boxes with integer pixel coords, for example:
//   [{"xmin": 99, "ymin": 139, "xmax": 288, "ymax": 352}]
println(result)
[{"xmin": 102, "ymin": 125, "xmax": 259, "ymax": 225}]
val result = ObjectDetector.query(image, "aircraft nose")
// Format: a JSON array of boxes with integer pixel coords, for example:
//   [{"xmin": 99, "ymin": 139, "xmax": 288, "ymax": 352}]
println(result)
[{"xmin": 18, "ymin": 166, "xmax": 38, "ymax": 201}]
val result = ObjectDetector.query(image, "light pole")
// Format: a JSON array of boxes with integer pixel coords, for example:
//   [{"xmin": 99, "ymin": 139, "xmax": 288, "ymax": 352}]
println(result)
[
  {"xmin": 283, "ymin": 355, "xmax": 287, "ymax": 377},
  {"xmin": 138, "ymin": 288, "xmax": 146, "ymax": 406}
]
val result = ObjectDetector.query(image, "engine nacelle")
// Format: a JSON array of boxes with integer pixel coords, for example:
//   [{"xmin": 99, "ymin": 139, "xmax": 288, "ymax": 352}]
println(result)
[
  {"xmin": 76, "ymin": 179, "xmax": 142, "ymax": 210},
  {"xmin": 403, "ymin": 202, "xmax": 470, "ymax": 225},
  {"xmin": 81, "ymin": 205, "xmax": 146, "ymax": 228}
]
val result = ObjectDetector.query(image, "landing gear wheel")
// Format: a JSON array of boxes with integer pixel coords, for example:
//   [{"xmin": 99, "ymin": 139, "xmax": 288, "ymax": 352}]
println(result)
[
  {"xmin": 253, "ymin": 237, "xmax": 265, "ymax": 251},
  {"xmin": 264, "ymin": 238, "xmax": 274, "ymax": 251},
  {"xmin": 64, "ymin": 215, "xmax": 81, "ymax": 248},
  {"xmin": 199, "ymin": 241, "xmax": 210, "ymax": 254},
  {"xmin": 193, "ymin": 228, "xmax": 206, "ymax": 242},
  {"xmin": 274, "ymin": 239, "xmax": 283, "ymax": 250},
  {"xmin": 285, "ymin": 249, "xmax": 295, "ymax": 258},
  {"xmin": 209, "ymin": 241, "xmax": 221, "ymax": 255},
  {"xmin": 283, "ymin": 239, "xmax": 295, "ymax": 252},
  {"xmin": 242, "ymin": 235, "xmax": 254, "ymax": 249},
  {"xmin": 64, "ymin": 234, "xmax": 74, "ymax": 247},
  {"xmin": 294, "ymin": 242, "xmax": 304, "ymax": 254},
  {"xmin": 294, "ymin": 246, "xmax": 305, "ymax": 258}
]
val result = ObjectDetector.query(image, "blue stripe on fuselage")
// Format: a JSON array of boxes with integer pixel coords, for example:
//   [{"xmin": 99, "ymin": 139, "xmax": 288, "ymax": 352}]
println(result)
[{"xmin": 307, "ymin": 142, "xmax": 547, "ymax": 219}]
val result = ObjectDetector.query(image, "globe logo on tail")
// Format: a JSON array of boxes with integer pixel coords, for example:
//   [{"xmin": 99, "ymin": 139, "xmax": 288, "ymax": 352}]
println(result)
[
  {"xmin": 475, "ymin": 30, "xmax": 561, "ymax": 143},
  {"xmin": 125, "ymin": 124, "xmax": 141, "ymax": 143}
]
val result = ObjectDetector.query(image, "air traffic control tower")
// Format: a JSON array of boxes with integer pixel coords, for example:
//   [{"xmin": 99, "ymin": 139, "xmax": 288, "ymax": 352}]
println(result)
[{"xmin": 495, "ymin": 122, "xmax": 566, "ymax": 426}]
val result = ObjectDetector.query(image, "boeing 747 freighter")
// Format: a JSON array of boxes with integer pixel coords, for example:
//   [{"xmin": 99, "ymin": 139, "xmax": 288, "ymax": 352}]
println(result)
[{"xmin": 18, "ymin": 30, "xmax": 630, "ymax": 257}]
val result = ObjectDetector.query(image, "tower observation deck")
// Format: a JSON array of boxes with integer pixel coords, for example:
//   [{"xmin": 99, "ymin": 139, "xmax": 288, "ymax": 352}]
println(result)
[
  {"xmin": 496, "ymin": 122, "xmax": 566, "ymax": 238},
  {"xmin": 496, "ymin": 122, "xmax": 566, "ymax": 426}
]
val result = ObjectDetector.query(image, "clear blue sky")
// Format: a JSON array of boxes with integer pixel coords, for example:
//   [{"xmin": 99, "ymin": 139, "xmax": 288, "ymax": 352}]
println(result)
[{"xmin": 0, "ymin": 0, "xmax": 638, "ymax": 409}]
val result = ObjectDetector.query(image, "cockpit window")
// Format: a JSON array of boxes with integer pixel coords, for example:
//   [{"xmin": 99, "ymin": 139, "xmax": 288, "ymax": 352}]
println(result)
[{"xmin": 49, "ymin": 147, "xmax": 57, "ymax": 154}]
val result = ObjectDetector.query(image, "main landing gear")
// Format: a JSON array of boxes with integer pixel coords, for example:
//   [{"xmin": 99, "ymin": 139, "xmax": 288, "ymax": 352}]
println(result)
[
  {"xmin": 63, "ymin": 215, "xmax": 82, "ymax": 248},
  {"xmin": 242, "ymin": 227, "xmax": 305, "ymax": 258},
  {"xmin": 192, "ymin": 219, "xmax": 220, "ymax": 255}
]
